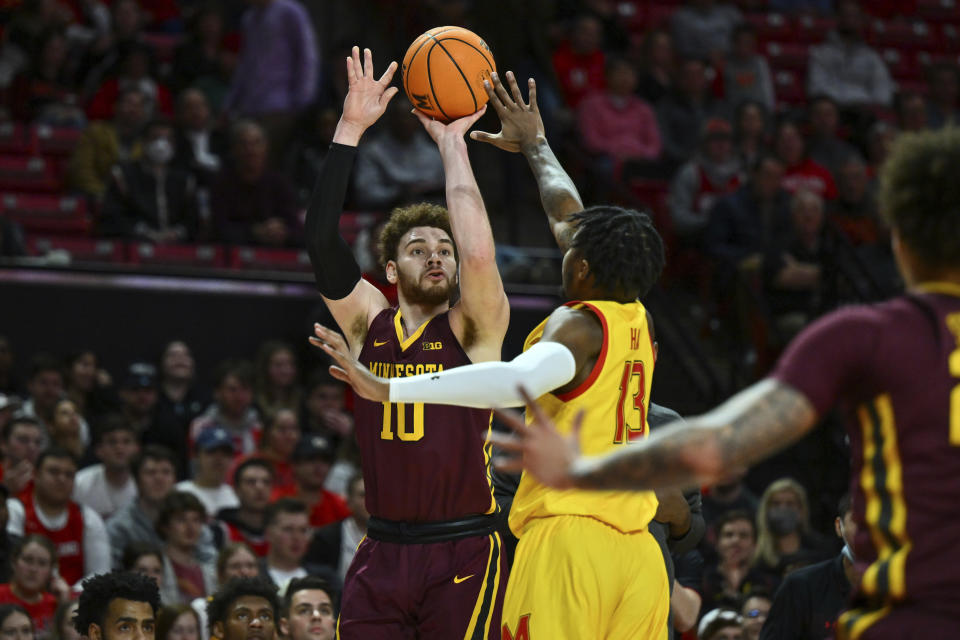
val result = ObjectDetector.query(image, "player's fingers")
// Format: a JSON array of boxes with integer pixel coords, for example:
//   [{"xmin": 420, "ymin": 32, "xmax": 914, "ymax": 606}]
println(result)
[
  {"xmin": 482, "ymin": 79, "xmax": 508, "ymax": 116},
  {"xmin": 489, "ymin": 431, "xmax": 524, "ymax": 452},
  {"xmin": 328, "ymin": 366, "xmax": 350, "ymax": 384},
  {"xmin": 519, "ymin": 386, "xmax": 551, "ymax": 431},
  {"xmin": 491, "ymin": 455, "xmax": 524, "ymax": 474},
  {"xmin": 460, "ymin": 104, "xmax": 487, "ymax": 128},
  {"xmin": 345, "ymin": 56, "xmax": 356, "ymax": 85},
  {"xmin": 491, "ymin": 72, "xmax": 516, "ymax": 110},
  {"xmin": 469, "ymin": 130, "xmax": 497, "ymax": 144},
  {"xmin": 381, "ymin": 86, "xmax": 400, "ymax": 105},
  {"xmin": 506, "ymin": 71, "xmax": 526, "ymax": 108},
  {"xmin": 528, "ymin": 78, "xmax": 540, "ymax": 114},
  {"xmin": 412, "ymin": 109, "xmax": 433, "ymax": 129},
  {"xmin": 363, "ymin": 47, "xmax": 374, "ymax": 79},
  {"xmin": 492, "ymin": 406, "xmax": 527, "ymax": 434},
  {"xmin": 351, "ymin": 46, "xmax": 363, "ymax": 82},
  {"xmin": 378, "ymin": 60, "xmax": 398, "ymax": 86}
]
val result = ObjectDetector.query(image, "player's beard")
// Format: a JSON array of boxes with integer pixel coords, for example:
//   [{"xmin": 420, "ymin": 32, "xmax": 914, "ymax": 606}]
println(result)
[{"xmin": 397, "ymin": 268, "xmax": 453, "ymax": 306}]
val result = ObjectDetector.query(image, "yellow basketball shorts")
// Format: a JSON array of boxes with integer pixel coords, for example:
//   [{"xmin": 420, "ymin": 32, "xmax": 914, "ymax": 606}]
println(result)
[{"xmin": 500, "ymin": 515, "xmax": 669, "ymax": 640}]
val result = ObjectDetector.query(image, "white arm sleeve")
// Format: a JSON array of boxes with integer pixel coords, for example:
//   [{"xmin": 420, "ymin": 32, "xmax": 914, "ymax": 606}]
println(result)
[{"xmin": 389, "ymin": 341, "xmax": 577, "ymax": 408}]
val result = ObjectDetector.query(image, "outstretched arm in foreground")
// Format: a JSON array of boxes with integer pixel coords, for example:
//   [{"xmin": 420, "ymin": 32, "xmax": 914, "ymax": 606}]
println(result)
[
  {"xmin": 415, "ymin": 107, "xmax": 509, "ymax": 362},
  {"xmin": 491, "ymin": 380, "xmax": 817, "ymax": 491},
  {"xmin": 470, "ymin": 71, "xmax": 583, "ymax": 251},
  {"xmin": 305, "ymin": 46, "xmax": 397, "ymax": 355}
]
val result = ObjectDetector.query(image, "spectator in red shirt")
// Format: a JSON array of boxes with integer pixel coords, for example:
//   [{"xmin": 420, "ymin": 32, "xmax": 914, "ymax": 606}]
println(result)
[
  {"xmin": 578, "ymin": 56, "xmax": 662, "ymax": 175},
  {"xmin": 258, "ymin": 409, "xmax": 300, "ymax": 495},
  {"xmin": 212, "ymin": 459, "xmax": 273, "ymax": 557},
  {"xmin": 552, "ymin": 14, "xmax": 606, "ymax": 108},
  {"xmin": 86, "ymin": 44, "xmax": 174, "ymax": 121},
  {"xmin": 0, "ymin": 535, "xmax": 61, "ymax": 635},
  {"xmin": 774, "ymin": 119, "xmax": 837, "ymax": 200},
  {"xmin": 274, "ymin": 436, "xmax": 349, "ymax": 529}
]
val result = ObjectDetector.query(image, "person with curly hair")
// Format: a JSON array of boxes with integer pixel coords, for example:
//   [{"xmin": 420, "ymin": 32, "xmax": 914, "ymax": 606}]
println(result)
[
  {"xmin": 74, "ymin": 571, "xmax": 160, "ymax": 640},
  {"xmin": 205, "ymin": 577, "xmax": 277, "ymax": 640}
]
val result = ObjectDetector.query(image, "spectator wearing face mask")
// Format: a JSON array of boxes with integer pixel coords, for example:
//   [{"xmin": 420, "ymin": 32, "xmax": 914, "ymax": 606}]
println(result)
[
  {"xmin": 99, "ymin": 118, "xmax": 198, "ymax": 243},
  {"xmin": 753, "ymin": 479, "xmax": 833, "ymax": 581},
  {"xmin": 760, "ymin": 494, "xmax": 862, "ymax": 640}
]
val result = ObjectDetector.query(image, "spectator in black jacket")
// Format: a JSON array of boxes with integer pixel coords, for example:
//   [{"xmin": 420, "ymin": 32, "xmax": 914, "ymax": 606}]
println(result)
[
  {"xmin": 99, "ymin": 119, "xmax": 198, "ymax": 243},
  {"xmin": 305, "ymin": 472, "xmax": 367, "ymax": 585}
]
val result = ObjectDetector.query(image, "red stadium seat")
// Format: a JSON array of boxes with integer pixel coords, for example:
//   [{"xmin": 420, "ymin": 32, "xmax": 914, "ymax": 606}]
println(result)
[
  {"xmin": 774, "ymin": 70, "xmax": 806, "ymax": 105},
  {"xmin": 26, "ymin": 235, "xmax": 125, "ymax": 262},
  {"xmin": 917, "ymin": 0, "xmax": 960, "ymax": 24},
  {"xmin": 765, "ymin": 42, "xmax": 810, "ymax": 73},
  {"xmin": 128, "ymin": 242, "xmax": 226, "ymax": 268},
  {"xmin": 795, "ymin": 16, "xmax": 836, "ymax": 44},
  {"xmin": 0, "ymin": 155, "xmax": 60, "ymax": 192},
  {"xmin": 940, "ymin": 25, "xmax": 960, "ymax": 52},
  {"xmin": 882, "ymin": 49, "xmax": 920, "ymax": 82},
  {"xmin": 0, "ymin": 122, "xmax": 31, "ymax": 154},
  {"xmin": 32, "ymin": 125, "xmax": 82, "ymax": 157},
  {"xmin": 1, "ymin": 193, "xmax": 90, "ymax": 234},
  {"xmin": 744, "ymin": 12, "xmax": 792, "ymax": 44},
  {"xmin": 229, "ymin": 247, "xmax": 313, "ymax": 272},
  {"xmin": 868, "ymin": 19, "xmax": 932, "ymax": 51}
]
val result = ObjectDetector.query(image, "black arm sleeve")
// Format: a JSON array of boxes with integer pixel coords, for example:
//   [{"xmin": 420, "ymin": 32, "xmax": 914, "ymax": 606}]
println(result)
[
  {"xmin": 305, "ymin": 143, "xmax": 363, "ymax": 299},
  {"xmin": 668, "ymin": 489, "xmax": 706, "ymax": 555}
]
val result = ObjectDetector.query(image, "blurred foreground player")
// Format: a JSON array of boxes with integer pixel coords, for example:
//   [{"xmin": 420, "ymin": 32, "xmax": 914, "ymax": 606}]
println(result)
[
  {"xmin": 492, "ymin": 128, "xmax": 960, "ymax": 639},
  {"xmin": 74, "ymin": 572, "xmax": 160, "ymax": 640},
  {"xmin": 303, "ymin": 48, "xmax": 509, "ymax": 638}
]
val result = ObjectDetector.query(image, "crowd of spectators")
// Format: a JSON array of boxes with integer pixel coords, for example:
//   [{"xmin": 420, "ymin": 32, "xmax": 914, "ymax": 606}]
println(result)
[{"xmin": 1, "ymin": 0, "xmax": 959, "ymax": 637}]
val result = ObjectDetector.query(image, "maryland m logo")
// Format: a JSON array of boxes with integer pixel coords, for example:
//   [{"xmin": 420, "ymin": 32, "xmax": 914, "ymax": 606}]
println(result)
[{"xmin": 502, "ymin": 615, "xmax": 531, "ymax": 640}]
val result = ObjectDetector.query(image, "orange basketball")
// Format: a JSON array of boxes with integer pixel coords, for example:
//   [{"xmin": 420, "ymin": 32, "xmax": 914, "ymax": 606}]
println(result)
[{"xmin": 401, "ymin": 26, "xmax": 496, "ymax": 124}]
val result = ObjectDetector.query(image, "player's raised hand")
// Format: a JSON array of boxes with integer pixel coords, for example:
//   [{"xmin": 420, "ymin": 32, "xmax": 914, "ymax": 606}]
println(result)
[
  {"xmin": 336, "ymin": 47, "xmax": 400, "ymax": 145},
  {"xmin": 310, "ymin": 323, "xmax": 390, "ymax": 403},
  {"xmin": 470, "ymin": 71, "xmax": 545, "ymax": 153},
  {"xmin": 491, "ymin": 386, "xmax": 582, "ymax": 489},
  {"xmin": 413, "ymin": 104, "xmax": 487, "ymax": 147}
]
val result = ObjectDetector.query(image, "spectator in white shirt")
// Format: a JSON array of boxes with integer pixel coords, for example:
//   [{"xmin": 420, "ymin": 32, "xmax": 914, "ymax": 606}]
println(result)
[
  {"xmin": 263, "ymin": 498, "xmax": 312, "ymax": 594},
  {"xmin": 73, "ymin": 415, "xmax": 139, "ymax": 521},
  {"xmin": 176, "ymin": 427, "xmax": 239, "ymax": 517},
  {"xmin": 808, "ymin": 0, "xmax": 894, "ymax": 108}
]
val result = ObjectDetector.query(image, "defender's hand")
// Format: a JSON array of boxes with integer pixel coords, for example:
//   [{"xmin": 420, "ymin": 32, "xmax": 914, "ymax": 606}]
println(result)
[
  {"xmin": 470, "ymin": 71, "xmax": 545, "ymax": 153},
  {"xmin": 310, "ymin": 323, "xmax": 390, "ymax": 403},
  {"xmin": 337, "ymin": 47, "xmax": 400, "ymax": 144},
  {"xmin": 491, "ymin": 386, "xmax": 581, "ymax": 489}
]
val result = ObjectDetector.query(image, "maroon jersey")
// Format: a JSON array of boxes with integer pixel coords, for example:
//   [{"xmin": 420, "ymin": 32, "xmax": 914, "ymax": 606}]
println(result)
[
  {"xmin": 355, "ymin": 308, "xmax": 496, "ymax": 522},
  {"xmin": 773, "ymin": 284, "xmax": 960, "ymax": 634}
]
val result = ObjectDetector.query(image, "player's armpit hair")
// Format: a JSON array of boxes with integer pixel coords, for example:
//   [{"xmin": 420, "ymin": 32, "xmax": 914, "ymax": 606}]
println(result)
[
  {"xmin": 305, "ymin": 143, "xmax": 362, "ymax": 299},
  {"xmin": 571, "ymin": 380, "xmax": 817, "ymax": 491}
]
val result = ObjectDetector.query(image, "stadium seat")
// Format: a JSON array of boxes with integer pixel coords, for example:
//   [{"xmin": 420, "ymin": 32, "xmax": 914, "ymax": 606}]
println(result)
[
  {"xmin": 33, "ymin": 125, "xmax": 82, "ymax": 157},
  {"xmin": 917, "ymin": 0, "xmax": 960, "ymax": 24},
  {"xmin": 882, "ymin": 49, "xmax": 920, "ymax": 82},
  {"xmin": 773, "ymin": 70, "xmax": 806, "ymax": 105},
  {"xmin": 868, "ymin": 19, "xmax": 931, "ymax": 51},
  {"xmin": 0, "ymin": 155, "xmax": 60, "ymax": 192},
  {"xmin": 795, "ymin": 16, "xmax": 836, "ymax": 44},
  {"xmin": 0, "ymin": 122, "xmax": 31, "ymax": 154},
  {"xmin": 1, "ymin": 193, "xmax": 90, "ymax": 234},
  {"xmin": 744, "ymin": 12, "xmax": 792, "ymax": 44},
  {"xmin": 26, "ymin": 235, "xmax": 125, "ymax": 262},
  {"xmin": 228, "ymin": 247, "xmax": 313, "ymax": 272},
  {"xmin": 765, "ymin": 42, "xmax": 810, "ymax": 73},
  {"xmin": 128, "ymin": 242, "xmax": 226, "ymax": 268}
]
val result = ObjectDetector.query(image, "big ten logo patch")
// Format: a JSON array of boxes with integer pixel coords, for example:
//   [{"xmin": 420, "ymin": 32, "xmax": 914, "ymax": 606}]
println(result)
[
  {"xmin": 501, "ymin": 615, "xmax": 530, "ymax": 640},
  {"xmin": 422, "ymin": 341, "xmax": 443, "ymax": 351}
]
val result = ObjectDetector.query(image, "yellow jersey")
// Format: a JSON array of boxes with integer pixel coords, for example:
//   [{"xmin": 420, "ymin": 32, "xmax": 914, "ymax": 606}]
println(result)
[{"xmin": 508, "ymin": 299, "xmax": 659, "ymax": 536}]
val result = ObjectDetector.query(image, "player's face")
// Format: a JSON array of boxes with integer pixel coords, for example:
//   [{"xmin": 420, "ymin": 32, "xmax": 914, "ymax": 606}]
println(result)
[
  {"xmin": 217, "ymin": 596, "xmax": 275, "ymax": 640},
  {"xmin": 391, "ymin": 227, "xmax": 457, "ymax": 307},
  {"xmin": 281, "ymin": 589, "xmax": 335, "ymax": 640},
  {"xmin": 92, "ymin": 599, "xmax": 155, "ymax": 640}
]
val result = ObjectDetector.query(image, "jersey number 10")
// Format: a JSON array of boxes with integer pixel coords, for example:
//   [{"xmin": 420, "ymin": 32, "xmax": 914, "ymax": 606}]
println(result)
[{"xmin": 380, "ymin": 402, "xmax": 425, "ymax": 441}]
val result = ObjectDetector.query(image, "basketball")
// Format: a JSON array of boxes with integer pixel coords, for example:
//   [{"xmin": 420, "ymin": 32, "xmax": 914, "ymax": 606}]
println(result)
[{"xmin": 401, "ymin": 26, "xmax": 496, "ymax": 123}]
